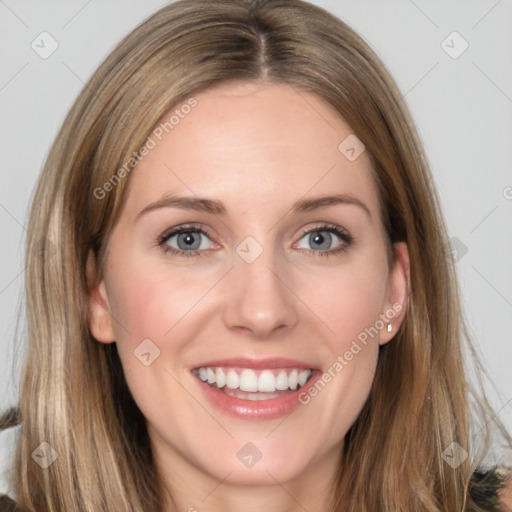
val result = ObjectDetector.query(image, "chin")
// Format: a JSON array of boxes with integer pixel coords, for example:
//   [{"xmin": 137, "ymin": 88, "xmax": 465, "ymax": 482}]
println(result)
[{"xmin": 192, "ymin": 435, "xmax": 320, "ymax": 486}]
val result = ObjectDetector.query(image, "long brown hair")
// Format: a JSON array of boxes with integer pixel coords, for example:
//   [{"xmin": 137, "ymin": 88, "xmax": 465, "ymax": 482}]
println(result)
[{"xmin": 2, "ymin": 0, "xmax": 510, "ymax": 510}]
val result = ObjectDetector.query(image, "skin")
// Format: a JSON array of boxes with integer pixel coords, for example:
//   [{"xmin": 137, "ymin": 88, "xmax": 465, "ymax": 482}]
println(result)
[{"xmin": 87, "ymin": 81, "xmax": 410, "ymax": 512}]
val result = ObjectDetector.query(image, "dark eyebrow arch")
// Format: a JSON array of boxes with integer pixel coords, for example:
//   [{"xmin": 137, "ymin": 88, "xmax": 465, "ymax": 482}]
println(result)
[{"xmin": 135, "ymin": 193, "xmax": 371, "ymax": 221}]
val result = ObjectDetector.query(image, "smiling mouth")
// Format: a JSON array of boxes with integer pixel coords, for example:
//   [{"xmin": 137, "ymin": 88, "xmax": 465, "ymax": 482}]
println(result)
[{"xmin": 192, "ymin": 366, "xmax": 314, "ymax": 401}]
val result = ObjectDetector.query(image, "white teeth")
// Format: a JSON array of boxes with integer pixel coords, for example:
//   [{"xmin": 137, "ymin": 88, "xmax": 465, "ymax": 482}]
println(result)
[
  {"xmin": 288, "ymin": 369, "xmax": 299, "ymax": 390},
  {"xmin": 258, "ymin": 370, "xmax": 276, "ymax": 392},
  {"xmin": 298, "ymin": 369, "xmax": 313, "ymax": 387},
  {"xmin": 298, "ymin": 369, "xmax": 309, "ymax": 387},
  {"xmin": 239, "ymin": 369, "xmax": 258, "ymax": 392},
  {"xmin": 195, "ymin": 367, "xmax": 313, "ymax": 393},
  {"xmin": 275, "ymin": 370, "xmax": 289, "ymax": 390},
  {"xmin": 215, "ymin": 367, "xmax": 226, "ymax": 388},
  {"xmin": 226, "ymin": 369, "xmax": 240, "ymax": 389}
]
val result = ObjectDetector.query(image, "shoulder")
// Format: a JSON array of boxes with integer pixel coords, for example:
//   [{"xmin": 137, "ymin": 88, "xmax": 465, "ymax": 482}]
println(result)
[
  {"xmin": 0, "ymin": 494, "xmax": 17, "ymax": 511},
  {"xmin": 469, "ymin": 465, "xmax": 512, "ymax": 512}
]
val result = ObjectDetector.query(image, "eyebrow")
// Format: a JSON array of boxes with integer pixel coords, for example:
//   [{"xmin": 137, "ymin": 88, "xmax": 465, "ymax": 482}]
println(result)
[{"xmin": 135, "ymin": 193, "xmax": 371, "ymax": 221}]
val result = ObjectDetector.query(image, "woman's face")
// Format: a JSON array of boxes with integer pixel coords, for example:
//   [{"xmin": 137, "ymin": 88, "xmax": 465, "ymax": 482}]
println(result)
[{"xmin": 88, "ymin": 81, "xmax": 408, "ymax": 491}]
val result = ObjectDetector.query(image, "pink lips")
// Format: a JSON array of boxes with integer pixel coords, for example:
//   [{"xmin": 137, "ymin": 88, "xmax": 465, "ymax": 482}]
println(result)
[{"xmin": 191, "ymin": 357, "xmax": 321, "ymax": 420}]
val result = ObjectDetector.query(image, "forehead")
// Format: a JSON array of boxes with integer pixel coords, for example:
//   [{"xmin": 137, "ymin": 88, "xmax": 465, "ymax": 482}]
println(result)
[{"xmin": 123, "ymin": 81, "xmax": 379, "ymax": 218}]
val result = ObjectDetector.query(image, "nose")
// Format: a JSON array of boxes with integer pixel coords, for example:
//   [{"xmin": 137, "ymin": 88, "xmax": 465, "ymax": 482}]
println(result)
[{"xmin": 222, "ymin": 247, "xmax": 298, "ymax": 340}]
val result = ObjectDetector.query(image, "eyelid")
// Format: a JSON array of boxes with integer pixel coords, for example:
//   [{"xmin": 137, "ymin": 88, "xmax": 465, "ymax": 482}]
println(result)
[
  {"xmin": 298, "ymin": 222, "xmax": 351, "ymax": 240},
  {"xmin": 157, "ymin": 223, "xmax": 215, "ymax": 245}
]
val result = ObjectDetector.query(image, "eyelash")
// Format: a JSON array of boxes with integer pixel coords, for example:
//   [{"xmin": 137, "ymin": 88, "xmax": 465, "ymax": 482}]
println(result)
[{"xmin": 156, "ymin": 223, "xmax": 353, "ymax": 259}]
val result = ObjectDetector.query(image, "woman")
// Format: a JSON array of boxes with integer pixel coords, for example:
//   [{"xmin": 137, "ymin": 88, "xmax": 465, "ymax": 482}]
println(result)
[{"xmin": 0, "ymin": 0, "xmax": 510, "ymax": 510}]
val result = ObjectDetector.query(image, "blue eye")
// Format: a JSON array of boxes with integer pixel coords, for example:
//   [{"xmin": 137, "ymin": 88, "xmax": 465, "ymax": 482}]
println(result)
[
  {"xmin": 158, "ymin": 225, "xmax": 214, "ymax": 258},
  {"xmin": 295, "ymin": 224, "xmax": 353, "ymax": 256}
]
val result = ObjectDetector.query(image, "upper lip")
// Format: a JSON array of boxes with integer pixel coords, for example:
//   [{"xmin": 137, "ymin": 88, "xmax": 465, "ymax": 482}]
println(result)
[{"xmin": 191, "ymin": 357, "xmax": 318, "ymax": 370}]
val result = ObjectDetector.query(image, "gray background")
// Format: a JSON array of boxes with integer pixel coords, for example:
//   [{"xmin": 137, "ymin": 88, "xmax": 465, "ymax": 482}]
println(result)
[{"xmin": 1, "ymin": 0, "xmax": 511, "ymax": 493}]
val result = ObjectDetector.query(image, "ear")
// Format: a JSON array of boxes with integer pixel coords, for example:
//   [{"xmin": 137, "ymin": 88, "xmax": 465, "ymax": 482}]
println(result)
[
  {"xmin": 86, "ymin": 249, "xmax": 116, "ymax": 344},
  {"xmin": 379, "ymin": 241, "xmax": 409, "ymax": 346}
]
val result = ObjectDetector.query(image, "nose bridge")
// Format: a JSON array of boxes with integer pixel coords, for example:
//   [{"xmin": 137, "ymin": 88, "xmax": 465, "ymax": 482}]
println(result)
[{"xmin": 222, "ymin": 235, "xmax": 298, "ymax": 338}]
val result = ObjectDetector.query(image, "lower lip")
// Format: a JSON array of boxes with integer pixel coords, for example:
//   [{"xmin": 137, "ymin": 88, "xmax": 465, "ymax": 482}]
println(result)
[{"xmin": 192, "ymin": 371, "xmax": 322, "ymax": 420}]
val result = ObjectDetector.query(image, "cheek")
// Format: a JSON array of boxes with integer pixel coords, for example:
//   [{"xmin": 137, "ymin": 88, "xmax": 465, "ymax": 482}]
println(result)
[
  {"xmin": 303, "ymin": 255, "xmax": 389, "ymax": 350},
  {"xmin": 102, "ymin": 258, "xmax": 201, "ymax": 434},
  {"xmin": 105, "ymin": 256, "xmax": 212, "ymax": 347},
  {"xmin": 296, "ymin": 266, "xmax": 387, "ymax": 447},
  {"xmin": 294, "ymin": 253, "xmax": 388, "ymax": 419}
]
